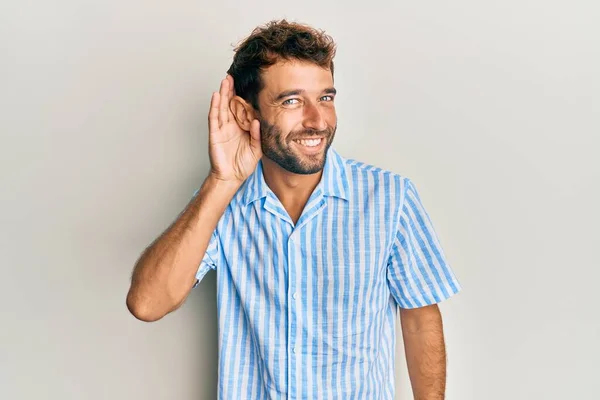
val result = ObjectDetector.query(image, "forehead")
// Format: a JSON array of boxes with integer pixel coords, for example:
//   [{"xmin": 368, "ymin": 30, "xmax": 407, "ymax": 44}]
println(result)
[{"xmin": 260, "ymin": 60, "xmax": 333, "ymax": 97}]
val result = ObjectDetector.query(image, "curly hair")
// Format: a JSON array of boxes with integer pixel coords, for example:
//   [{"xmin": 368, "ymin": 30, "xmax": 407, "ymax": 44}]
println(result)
[{"xmin": 226, "ymin": 19, "xmax": 337, "ymax": 112}]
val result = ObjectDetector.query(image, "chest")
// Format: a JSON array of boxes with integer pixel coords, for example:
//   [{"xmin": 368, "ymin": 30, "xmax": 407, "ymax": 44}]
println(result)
[{"xmin": 219, "ymin": 199, "xmax": 395, "ymax": 304}]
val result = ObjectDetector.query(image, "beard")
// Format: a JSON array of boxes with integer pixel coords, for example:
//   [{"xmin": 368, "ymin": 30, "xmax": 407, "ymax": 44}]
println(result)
[{"xmin": 258, "ymin": 119, "xmax": 336, "ymax": 175}]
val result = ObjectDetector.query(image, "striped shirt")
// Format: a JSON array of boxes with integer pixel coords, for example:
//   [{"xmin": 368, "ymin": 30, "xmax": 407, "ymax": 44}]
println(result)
[{"xmin": 193, "ymin": 146, "xmax": 462, "ymax": 399}]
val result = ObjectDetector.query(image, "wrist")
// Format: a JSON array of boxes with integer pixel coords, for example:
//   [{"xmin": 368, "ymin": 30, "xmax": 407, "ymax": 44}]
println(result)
[{"xmin": 205, "ymin": 173, "xmax": 242, "ymax": 195}]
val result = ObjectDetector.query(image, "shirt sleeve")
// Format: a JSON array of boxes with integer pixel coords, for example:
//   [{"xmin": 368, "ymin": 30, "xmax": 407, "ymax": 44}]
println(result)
[
  {"xmin": 189, "ymin": 188, "xmax": 220, "ymax": 288},
  {"xmin": 386, "ymin": 178, "xmax": 462, "ymax": 308},
  {"xmin": 193, "ymin": 228, "xmax": 220, "ymax": 288}
]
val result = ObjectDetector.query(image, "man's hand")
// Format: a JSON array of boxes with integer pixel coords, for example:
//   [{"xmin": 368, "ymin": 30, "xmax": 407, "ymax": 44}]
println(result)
[{"xmin": 208, "ymin": 75, "xmax": 262, "ymax": 185}]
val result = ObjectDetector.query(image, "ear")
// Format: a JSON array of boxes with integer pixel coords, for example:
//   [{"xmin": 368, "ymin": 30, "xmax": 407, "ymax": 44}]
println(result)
[{"xmin": 229, "ymin": 96, "xmax": 256, "ymax": 131}]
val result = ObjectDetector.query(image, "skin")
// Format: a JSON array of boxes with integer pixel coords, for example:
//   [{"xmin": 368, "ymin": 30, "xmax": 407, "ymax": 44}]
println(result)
[{"xmin": 401, "ymin": 304, "xmax": 448, "ymax": 400}]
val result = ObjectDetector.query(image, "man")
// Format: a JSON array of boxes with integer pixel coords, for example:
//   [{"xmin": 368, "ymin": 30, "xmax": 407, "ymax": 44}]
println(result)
[{"xmin": 127, "ymin": 19, "xmax": 462, "ymax": 400}]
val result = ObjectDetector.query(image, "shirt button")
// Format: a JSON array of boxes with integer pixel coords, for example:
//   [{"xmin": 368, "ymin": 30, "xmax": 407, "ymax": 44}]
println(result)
[
  {"xmin": 293, "ymin": 346, "xmax": 297, "ymax": 354},
  {"xmin": 293, "ymin": 292, "xmax": 297, "ymax": 299}
]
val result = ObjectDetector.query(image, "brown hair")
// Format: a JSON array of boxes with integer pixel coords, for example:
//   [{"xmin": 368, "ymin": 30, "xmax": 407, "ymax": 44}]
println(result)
[{"xmin": 226, "ymin": 19, "xmax": 337, "ymax": 111}]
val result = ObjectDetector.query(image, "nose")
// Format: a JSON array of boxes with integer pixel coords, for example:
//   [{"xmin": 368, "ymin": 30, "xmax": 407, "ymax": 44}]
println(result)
[{"xmin": 302, "ymin": 102, "xmax": 328, "ymax": 131}]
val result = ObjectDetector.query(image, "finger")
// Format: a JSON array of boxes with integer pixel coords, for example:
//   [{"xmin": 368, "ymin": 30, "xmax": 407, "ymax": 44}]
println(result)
[
  {"xmin": 218, "ymin": 79, "xmax": 229, "ymax": 127},
  {"xmin": 208, "ymin": 92, "xmax": 220, "ymax": 134},
  {"xmin": 225, "ymin": 77, "xmax": 236, "ymax": 121},
  {"xmin": 249, "ymin": 119, "xmax": 262, "ymax": 153},
  {"xmin": 227, "ymin": 74, "xmax": 236, "ymax": 97}
]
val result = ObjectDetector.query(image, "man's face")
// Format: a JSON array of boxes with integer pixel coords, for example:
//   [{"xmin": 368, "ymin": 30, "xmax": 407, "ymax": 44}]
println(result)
[{"xmin": 256, "ymin": 60, "xmax": 337, "ymax": 175}]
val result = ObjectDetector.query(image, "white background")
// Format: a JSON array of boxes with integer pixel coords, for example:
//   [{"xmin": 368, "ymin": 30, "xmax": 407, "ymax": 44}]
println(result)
[{"xmin": 1, "ymin": 1, "xmax": 599, "ymax": 398}]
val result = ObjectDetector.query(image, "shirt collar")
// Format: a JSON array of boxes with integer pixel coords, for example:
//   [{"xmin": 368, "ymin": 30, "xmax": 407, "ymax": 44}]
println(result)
[{"xmin": 241, "ymin": 146, "xmax": 349, "ymax": 206}]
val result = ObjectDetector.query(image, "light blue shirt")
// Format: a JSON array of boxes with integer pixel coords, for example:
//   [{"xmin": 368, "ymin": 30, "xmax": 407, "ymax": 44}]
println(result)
[{"xmin": 193, "ymin": 146, "xmax": 462, "ymax": 399}]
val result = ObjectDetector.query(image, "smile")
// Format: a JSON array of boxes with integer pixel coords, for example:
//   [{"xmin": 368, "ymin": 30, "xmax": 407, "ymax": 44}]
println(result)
[{"xmin": 293, "ymin": 138, "xmax": 323, "ymax": 147}]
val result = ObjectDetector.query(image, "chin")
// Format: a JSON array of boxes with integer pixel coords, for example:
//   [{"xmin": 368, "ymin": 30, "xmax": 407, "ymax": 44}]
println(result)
[
  {"xmin": 289, "ymin": 155, "xmax": 327, "ymax": 175},
  {"xmin": 263, "ymin": 140, "xmax": 330, "ymax": 175},
  {"xmin": 292, "ymin": 165, "xmax": 323, "ymax": 175}
]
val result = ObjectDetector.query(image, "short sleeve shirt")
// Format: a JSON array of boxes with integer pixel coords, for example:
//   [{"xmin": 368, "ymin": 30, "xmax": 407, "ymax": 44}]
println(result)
[{"xmin": 193, "ymin": 146, "xmax": 462, "ymax": 399}]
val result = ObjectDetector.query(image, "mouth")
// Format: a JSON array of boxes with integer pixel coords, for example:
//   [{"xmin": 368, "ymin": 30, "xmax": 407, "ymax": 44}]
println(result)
[{"xmin": 291, "ymin": 137, "xmax": 326, "ymax": 154}]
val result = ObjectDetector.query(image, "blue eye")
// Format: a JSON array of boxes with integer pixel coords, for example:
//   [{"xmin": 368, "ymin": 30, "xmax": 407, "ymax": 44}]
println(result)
[
  {"xmin": 283, "ymin": 98, "xmax": 299, "ymax": 105},
  {"xmin": 321, "ymin": 95, "xmax": 334, "ymax": 101}
]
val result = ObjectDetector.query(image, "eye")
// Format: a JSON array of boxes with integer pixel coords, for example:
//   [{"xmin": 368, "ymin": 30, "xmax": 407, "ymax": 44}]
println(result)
[
  {"xmin": 282, "ymin": 98, "xmax": 300, "ymax": 105},
  {"xmin": 320, "ymin": 95, "xmax": 334, "ymax": 102}
]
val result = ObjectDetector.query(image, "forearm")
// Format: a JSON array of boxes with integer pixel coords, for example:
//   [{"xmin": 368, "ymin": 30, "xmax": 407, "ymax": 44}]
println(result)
[
  {"xmin": 401, "ymin": 306, "xmax": 447, "ymax": 400},
  {"xmin": 126, "ymin": 174, "xmax": 238, "ymax": 321}
]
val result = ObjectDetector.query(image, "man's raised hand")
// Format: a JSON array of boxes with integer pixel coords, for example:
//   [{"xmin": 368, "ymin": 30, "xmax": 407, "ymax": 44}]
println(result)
[{"xmin": 208, "ymin": 75, "xmax": 262, "ymax": 185}]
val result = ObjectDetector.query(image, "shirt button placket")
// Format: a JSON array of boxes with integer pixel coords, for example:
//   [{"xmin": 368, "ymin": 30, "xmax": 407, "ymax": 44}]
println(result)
[{"xmin": 287, "ymin": 234, "xmax": 297, "ymax": 398}]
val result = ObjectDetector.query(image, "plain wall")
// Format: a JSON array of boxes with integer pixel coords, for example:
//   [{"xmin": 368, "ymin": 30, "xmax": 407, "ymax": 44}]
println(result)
[{"xmin": 1, "ymin": 1, "xmax": 599, "ymax": 399}]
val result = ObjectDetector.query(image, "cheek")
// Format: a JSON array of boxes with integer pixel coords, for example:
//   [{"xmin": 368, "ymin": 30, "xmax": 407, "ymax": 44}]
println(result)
[
  {"xmin": 275, "ymin": 115, "xmax": 301, "ymax": 138},
  {"xmin": 325, "ymin": 108, "xmax": 337, "ymax": 125}
]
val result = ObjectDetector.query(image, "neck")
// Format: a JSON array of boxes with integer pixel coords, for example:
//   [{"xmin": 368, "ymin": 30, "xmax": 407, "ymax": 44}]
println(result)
[{"xmin": 261, "ymin": 157, "xmax": 323, "ymax": 209}]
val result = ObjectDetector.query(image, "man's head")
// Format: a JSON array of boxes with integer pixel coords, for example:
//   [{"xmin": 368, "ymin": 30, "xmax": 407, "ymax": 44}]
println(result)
[{"xmin": 228, "ymin": 20, "xmax": 338, "ymax": 175}]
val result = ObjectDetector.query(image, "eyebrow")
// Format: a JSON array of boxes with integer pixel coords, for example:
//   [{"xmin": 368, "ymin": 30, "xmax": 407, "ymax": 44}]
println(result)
[{"xmin": 273, "ymin": 87, "xmax": 337, "ymax": 102}]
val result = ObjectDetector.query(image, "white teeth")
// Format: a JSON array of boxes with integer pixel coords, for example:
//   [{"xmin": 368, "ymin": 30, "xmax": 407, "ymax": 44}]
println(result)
[{"xmin": 294, "ymin": 138, "xmax": 322, "ymax": 147}]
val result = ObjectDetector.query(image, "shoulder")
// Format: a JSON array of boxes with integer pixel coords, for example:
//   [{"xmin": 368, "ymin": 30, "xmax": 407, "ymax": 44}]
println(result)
[
  {"xmin": 343, "ymin": 156, "xmax": 413, "ymax": 192},
  {"xmin": 340, "ymin": 156, "xmax": 418, "ymax": 223}
]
